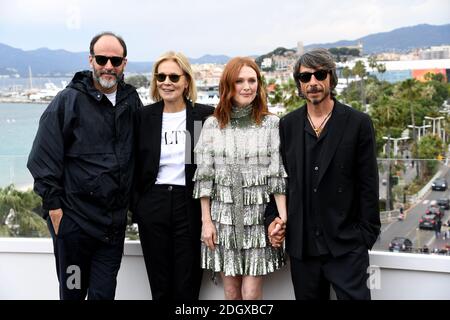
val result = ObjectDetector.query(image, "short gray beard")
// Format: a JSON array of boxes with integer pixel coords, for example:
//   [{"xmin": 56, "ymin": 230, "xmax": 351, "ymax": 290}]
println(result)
[
  {"xmin": 97, "ymin": 76, "xmax": 117, "ymax": 89},
  {"xmin": 92, "ymin": 68, "xmax": 120, "ymax": 89}
]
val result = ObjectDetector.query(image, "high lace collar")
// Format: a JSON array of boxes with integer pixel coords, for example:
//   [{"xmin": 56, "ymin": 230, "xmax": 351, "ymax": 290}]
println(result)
[{"xmin": 231, "ymin": 104, "xmax": 253, "ymax": 119}]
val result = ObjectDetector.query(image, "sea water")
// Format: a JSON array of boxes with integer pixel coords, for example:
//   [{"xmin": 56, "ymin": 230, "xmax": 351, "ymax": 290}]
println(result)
[{"xmin": 0, "ymin": 103, "xmax": 47, "ymax": 189}]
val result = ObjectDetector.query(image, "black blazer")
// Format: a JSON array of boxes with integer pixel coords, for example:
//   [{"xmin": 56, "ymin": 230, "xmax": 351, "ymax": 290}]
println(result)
[
  {"xmin": 266, "ymin": 99, "xmax": 381, "ymax": 260},
  {"xmin": 132, "ymin": 100, "xmax": 215, "ymax": 240}
]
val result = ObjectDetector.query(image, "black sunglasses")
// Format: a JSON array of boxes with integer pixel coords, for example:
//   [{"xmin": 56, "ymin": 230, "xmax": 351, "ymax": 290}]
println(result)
[
  {"xmin": 94, "ymin": 55, "xmax": 124, "ymax": 67},
  {"xmin": 155, "ymin": 73, "xmax": 185, "ymax": 83},
  {"xmin": 296, "ymin": 70, "xmax": 330, "ymax": 83}
]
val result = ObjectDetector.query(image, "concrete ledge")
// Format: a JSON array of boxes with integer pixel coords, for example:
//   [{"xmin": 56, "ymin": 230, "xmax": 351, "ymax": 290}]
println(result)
[
  {"xmin": 0, "ymin": 238, "xmax": 449, "ymax": 300},
  {"xmin": 369, "ymin": 250, "xmax": 450, "ymax": 273}
]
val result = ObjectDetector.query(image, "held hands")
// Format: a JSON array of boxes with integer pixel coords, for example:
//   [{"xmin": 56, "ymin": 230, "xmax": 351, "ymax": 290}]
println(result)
[
  {"xmin": 268, "ymin": 216, "xmax": 286, "ymax": 248},
  {"xmin": 201, "ymin": 220, "xmax": 217, "ymax": 250},
  {"xmin": 49, "ymin": 208, "xmax": 63, "ymax": 235}
]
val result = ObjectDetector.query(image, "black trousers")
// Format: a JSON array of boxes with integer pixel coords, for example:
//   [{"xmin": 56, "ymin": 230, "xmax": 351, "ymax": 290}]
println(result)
[
  {"xmin": 137, "ymin": 184, "xmax": 202, "ymax": 301},
  {"xmin": 290, "ymin": 245, "xmax": 371, "ymax": 300},
  {"xmin": 47, "ymin": 215, "xmax": 124, "ymax": 300}
]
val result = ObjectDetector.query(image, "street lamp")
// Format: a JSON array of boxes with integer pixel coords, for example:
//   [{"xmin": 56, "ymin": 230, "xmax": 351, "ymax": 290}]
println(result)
[
  {"xmin": 407, "ymin": 124, "xmax": 430, "ymax": 179},
  {"xmin": 408, "ymin": 124, "xmax": 431, "ymax": 141},
  {"xmin": 424, "ymin": 116, "xmax": 445, "ymax": 136},
  {"xmin": 382, "ymin": 136, "xmax": 410, "ymax": 157},
  {"xmin": 382, "ymin": 136, "xmax": 410, "ymax": 211}
]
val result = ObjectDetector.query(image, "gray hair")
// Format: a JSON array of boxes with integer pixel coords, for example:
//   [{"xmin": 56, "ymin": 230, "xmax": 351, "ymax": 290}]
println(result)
[{"xmin": 293, "ymin": 48, "xmax": 338, "ymax": 98}]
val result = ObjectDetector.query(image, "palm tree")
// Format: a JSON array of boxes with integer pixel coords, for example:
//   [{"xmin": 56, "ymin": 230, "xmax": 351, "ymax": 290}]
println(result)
[
  {"xmin": 352, "ymin": 61, "xmax": 367, "ymax": 111},
  {"xmin": 398, "ymin": 79, "xmax": 421, "ymax": 178},
  {"xmin": 0, "ymin": 185, "xmax": 49, "ymax": 237},
  {"xmin": 342, "ymin": 66, "xmax": 351, "ymax": 86},
  {"xmin": 281, "ymin": 79, "xmax": 305, "ymax": 114},
  {"xmin": 370, "ymin": 95, "xmax": 402, "ymax": 210}
]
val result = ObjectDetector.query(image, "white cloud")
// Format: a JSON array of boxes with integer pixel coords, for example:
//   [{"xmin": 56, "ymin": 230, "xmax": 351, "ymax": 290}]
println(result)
[
  {"xmin": 0, "ymin": 0, "xmax": 449, "ymax": 60},
  {"xmin": 2, "ymin": 0, "xmax": 67, "ymax": 25}
]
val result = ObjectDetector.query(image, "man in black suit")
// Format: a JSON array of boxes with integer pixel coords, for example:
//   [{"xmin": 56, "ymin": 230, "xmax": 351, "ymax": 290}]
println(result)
[{"xmin": 266, "ymin": 48, "xmax": 380, "ymax": 300}]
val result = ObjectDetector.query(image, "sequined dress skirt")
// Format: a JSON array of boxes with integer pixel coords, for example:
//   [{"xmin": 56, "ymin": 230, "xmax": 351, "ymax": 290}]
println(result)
[
  {"xmin": 193, "ymin": 114, "xmax": 287, "ymax": 276},
  {"xmin": 199, "ymin": 199, "xmax": 286, "ymax": 276}
]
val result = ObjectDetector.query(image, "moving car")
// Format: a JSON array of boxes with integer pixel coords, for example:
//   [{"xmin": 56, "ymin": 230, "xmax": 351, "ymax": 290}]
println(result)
[
  {"xmin": 436, "ymin": 198, "xmax": 450, "ymax": 210},
  {"xmin": 389, "ymin": 237, "xmax": 413, "ymax": 252},
  {"xmin": 431, "ymin": 178, "xmax": 447, "ymax": 191},
  {"xmin": 425, "ymin": 204, "xmax": 444, "ymax": 218},
  {"xmin": 419, "ymin": 213, "xmax": 438, "ymax": 230}
]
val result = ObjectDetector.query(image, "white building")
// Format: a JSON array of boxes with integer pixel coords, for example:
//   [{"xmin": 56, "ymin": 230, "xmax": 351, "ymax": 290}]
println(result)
[{"xmin": 261, "ymin": 58, "xmax": 273, "ymax": 70}]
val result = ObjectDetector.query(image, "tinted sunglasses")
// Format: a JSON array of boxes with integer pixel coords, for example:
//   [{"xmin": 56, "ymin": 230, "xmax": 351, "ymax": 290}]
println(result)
[
  {"xmin": 94, "ymin": 55, "xmax": 124, "ymax": 67},
  {"xmin": 296, "ymin": 70, "xmax": 330, "ymax": 83},
  {"xmin": 155, "ymin": 73, "xmax": 185, "ymax": 83}
]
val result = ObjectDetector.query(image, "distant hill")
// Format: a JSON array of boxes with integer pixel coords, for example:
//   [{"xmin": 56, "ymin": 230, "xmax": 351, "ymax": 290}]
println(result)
[
  {"xmin": 190, "ymin": 54, "xmax": 230, "ymax": 64},
  {"xmin": 0, "ymin": 43, "xmax": 230, "ymax": 77},
  {"xmin": 0, "ymin": 44, "xmax": 87, "ymax": 76},
  {"xmin": 255, "ymin": 47, "xmax": 296, "ymax": 65},
  {"xmin": 127, "ymin": 54, "xmax": 231, "ymax": 73},
  {"xmin": 303, "ymin": 23, "xmax": 450, "ymax": 54},
  {"xmin": 1, "ymin": 23, "xmax": 449, "ymax": 77}
]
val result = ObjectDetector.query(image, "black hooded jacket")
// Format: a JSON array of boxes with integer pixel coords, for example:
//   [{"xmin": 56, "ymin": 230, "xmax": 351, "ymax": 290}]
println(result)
[{"xmin": 27, "ymin": 70, "xmax": 142, "ymax": 243}]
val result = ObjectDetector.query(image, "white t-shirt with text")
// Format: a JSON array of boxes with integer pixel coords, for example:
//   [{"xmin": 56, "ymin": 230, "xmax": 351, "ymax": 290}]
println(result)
[{"xmin": 156, "ymin": 109, "xmax": 186, "ymax": 186}]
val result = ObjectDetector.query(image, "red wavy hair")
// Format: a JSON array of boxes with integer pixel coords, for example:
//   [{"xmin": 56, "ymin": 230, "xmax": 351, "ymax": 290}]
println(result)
[{"xmin": 214, "ymin": 57, "xmax": 270, "ymax": 128}]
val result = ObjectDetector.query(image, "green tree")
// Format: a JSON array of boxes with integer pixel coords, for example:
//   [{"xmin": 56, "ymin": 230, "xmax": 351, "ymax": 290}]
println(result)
[
  {"xmin": 342, "ymin": 66, "xmax": 351, "ymax": 86},
  {"xmin": 368, "ymin": 56, "xmax": 386, "ymax": 80},
  {"xmin": 0, "ymin": 185, "xmax": 49, "ymax": 237},
  {"xmin": 269, "ymin": 79, "xmax": 305, "ymax": 114},
  {"xmin": 424, "ymin": 72, "xmax": 445, "ymax": 83},
  {"xmin": 348, "ymin": 48, "xmax": 360, "ymax": 57},
  {"xmin": 397, "ymin": 79, "xmax": 420, "ymax": 146},
  {"xmin": 352, "ymin": 61, "xmax": 367, "ymax": 109},
  {"xmin": 417, "ymin": 135, "xmax": 443, "ymax": 178},
  {"xmin": 126, "ymin": 75, "xmax": 149, "ymax": 88},
  {"xmin": 423, "ymin": 80, "xmax": 449, "ymax": 106}
]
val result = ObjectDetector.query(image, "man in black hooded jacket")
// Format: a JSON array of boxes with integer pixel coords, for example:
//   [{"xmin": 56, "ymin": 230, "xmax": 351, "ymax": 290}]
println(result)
[{"xmin": 27, "ymin": 32, "xmax": 142, "ymax": 300}]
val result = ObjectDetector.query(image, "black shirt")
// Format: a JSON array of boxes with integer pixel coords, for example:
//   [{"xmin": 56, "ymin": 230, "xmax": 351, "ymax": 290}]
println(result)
[{"xmin": 303, "ymin": 110, "xmax": 334, "ymax": 256}]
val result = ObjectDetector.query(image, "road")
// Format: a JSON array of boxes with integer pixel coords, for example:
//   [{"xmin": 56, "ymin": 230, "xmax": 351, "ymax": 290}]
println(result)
[
  {"xmin": 379, "ymin": 158, "xmax": 416, "ymax": 209},
  {"xmin": 373, "ymin": 169, "xmax": 450, "ymax": 252}
]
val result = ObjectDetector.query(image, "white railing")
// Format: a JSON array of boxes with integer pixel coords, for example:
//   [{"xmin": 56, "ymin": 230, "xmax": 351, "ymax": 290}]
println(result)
[{"xmin": 0, "ymin": 238, "xmax": 449, "ymax": 300}]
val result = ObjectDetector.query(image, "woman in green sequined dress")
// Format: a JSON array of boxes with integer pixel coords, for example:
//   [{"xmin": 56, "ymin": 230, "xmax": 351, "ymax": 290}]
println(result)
[{"xmin": 193, "ymin": 57, "xmax": 287, "ymax": 300}]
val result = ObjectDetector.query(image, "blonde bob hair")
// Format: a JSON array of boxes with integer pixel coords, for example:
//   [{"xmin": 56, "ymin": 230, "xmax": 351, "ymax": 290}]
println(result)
[{"xmin": 150, "ymin": 51, "xmax": 197, "ymax": 103}]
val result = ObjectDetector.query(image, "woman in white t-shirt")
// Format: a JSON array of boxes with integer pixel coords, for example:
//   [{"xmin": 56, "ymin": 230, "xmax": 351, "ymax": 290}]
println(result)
[{"xmin": 132, "ymin": 52, "xmax": 214, "ymax": 301}]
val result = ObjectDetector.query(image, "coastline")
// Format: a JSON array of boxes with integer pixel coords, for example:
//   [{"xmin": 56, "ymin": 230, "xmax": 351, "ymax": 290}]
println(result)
[{"xmin": 0, "ymin": 98, "xmax": 48, "ymax": 104}]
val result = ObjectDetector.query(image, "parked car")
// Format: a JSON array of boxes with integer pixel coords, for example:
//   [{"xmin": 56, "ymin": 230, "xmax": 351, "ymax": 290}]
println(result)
[
  {"xmin": 389, "ymin": 237, "xmax": 413, "ymax": 252},
  {"xmin": 425, "ymin": 204, "xmax": 444, "ymax": 218},
  {"xmin": 419, "ymin": 213, "xmax": 439, "ymax": 230},
  {"xmin": 431, "ymin": 178, "xmax": 447, "ymax": 191},
  {"xmin": 436, "ymin": 198, "xmax": 450, "ymax": 210}
]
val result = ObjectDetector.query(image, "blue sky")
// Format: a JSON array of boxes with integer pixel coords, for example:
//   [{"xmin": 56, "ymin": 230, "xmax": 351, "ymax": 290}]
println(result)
[{"xmin": 1, "ymin": 0, "xmax": 449, "ymax": 61}]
